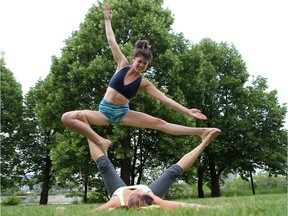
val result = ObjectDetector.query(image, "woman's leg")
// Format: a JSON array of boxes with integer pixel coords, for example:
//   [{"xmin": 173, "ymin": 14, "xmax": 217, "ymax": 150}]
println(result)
[
  {"xmin": 120, "ymin": 110, "xmax": 220, "ymax": 139},
  {"xmin": 148, "ymin": 129, "xmax": 220, "ymax": 197},
  {"xmin": 79, "ymin": 114, "xmax": 126, "ymax": 197},
  {"xmin": 61, "ymin": 110, "xmax": 111, "ymax": 155},
  {"xmin": 176, "ymin": 129, "xmax": 220, "ymax": 171},
  {"xmin": 148, "ymin": 164, "xmax": 183, "ymax": 197},
  {"xmin": 88, "ymin": 139, "xmax": 126, "ymax": 197}
]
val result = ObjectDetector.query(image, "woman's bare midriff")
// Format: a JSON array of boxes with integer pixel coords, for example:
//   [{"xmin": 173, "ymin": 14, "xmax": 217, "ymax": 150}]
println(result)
[{"xmin": 103, "ymin": 87, "xmax": 130, "ymax": 105}]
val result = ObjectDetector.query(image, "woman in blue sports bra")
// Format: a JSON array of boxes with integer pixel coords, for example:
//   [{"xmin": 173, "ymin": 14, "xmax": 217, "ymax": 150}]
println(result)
[
  {"xmin": 74, "ymin": 114, "xmax": 222, "ymax": 210},
  {"xmin": 61, "ymin": 3, "xmax": 221, "ymax": 156}
]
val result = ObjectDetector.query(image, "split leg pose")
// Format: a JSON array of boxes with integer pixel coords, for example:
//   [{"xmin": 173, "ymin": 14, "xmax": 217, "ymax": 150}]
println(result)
[{"xmin": 61, "ymin": 3, "xmax": 221, "ymax": 155}]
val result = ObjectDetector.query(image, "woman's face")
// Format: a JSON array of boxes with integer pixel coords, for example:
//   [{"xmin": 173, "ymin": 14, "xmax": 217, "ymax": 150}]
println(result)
[{"xmin": 131, "ymin": 56, "xmax": 148, "ymax": 73}]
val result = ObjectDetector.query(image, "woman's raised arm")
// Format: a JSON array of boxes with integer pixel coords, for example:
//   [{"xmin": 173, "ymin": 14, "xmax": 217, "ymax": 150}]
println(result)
[{"xmin": 104, "ymin": 3, "xmax": 128, "ymax": 71}]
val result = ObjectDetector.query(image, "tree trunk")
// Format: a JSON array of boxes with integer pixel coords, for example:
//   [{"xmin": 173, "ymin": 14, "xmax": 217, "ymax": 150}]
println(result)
[
  {"xmin": 136, "ymin": 132, "xmax": 144, "ymax": 185},
  {"xmin": 39, "ymin": 154, "xmax": 52, "ymax": 205},
  {"xmin": 197, "ymin": 167, "xmax": 205, "ymax": 198},
  {"xmin": 250, "ymin": 171, "xmax": 256, "ymax": 195},
  {"xmin": 209, "ymin": 161, "xmax": 221, "ymax": 197},
  {"xmin": 136, "ymin": 154, "xmax": 146, "ymax": 185},
  {"xmin": 120, "ymin": 135, "xmax": 131, "ymax": 185},
  {"xmin": 83, "ymin": 178, "xmax": 88, "ymax": 203}
]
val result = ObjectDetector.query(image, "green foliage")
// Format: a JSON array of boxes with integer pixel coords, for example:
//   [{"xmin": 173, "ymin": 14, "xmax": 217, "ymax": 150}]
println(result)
[
  {"xmin": 222, "ymin": 177, "xmax": 251, "ymax": 192},
  {"xmin": 1, "ymin": 187, "xmax": 20, "ymax": 196},
  {"xmin": 11, "ymin": 0, "xmax": 287, "ymax": 203},
  {"xmin": 1, "ymin": 195, "xmax": 22, "ymax": 206},
  {"xmin": 221, "ymin": 172, "xmax": 287, "ymax": 196},
  {"xmin": 86, "ymin": 191, "xmax": 108, "ymax": 203},
  {"xmin": 177, "ymin": 38, "xmax": 287, "ymax": 196},
  {"xmin": 254, "ymin": 172, "xmax": 287, "ymax": 189},
  {"xmin": 0, "ymin": 57, "xmax": 24, "ymax": 190},
  {"xmin": 164, "ymin": 182, "xmax": 210, "ymax": 199},
  {"xmin": 0, "ymin": 57, "xmax": 23, "ymax": 133},
  {"xmin": 47, "ymin": 0, "xmax": 196, "ymax": 192},
  {"xmin": 65, "ymin": 191, "xmax": 83, "ymax": 199}
]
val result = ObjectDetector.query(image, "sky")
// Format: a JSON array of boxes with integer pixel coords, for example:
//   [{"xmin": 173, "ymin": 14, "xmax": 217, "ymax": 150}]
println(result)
[{"xmin": 1, "ymin": 0, "xmax": 287, "ymax": 128}]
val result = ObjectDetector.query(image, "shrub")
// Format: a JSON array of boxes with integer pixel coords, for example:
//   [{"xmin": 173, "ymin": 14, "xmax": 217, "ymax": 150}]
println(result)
[
  {"xmin": 221, "ymin": 172, "xmax": 287, "ymax": 196},
  {"xmin": 164, "ymin": 182, "xmax": 210, "ymax": 199},
  {"xmin": 86, "ymin": 191, "xmax": 107, "ymax": 203},
  {"xmin": 65, "ymin": 190, "xmax": 82, "ymax": 198},
  {"xmin": 1, "ymin": 195, "xmax": 22, "ymax": 206},
  {"xmin": 254, "ymin": 173, "xmax": 287, "ymax": 189}
]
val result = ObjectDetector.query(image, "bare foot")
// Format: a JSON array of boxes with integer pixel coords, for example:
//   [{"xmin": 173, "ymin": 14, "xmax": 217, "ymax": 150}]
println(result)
[
  {"xmin": 201, "ymin": 129, "xmax": 221, "ymax": 147},
  {"xmin": 200, "ymin": 128, "xmax": 221, "ymax": 140},
  {"xmin": 99, "ymin": 138, "xmax": 112, "ymax": 156},
  {"xmin": 77, "ymin": 112, "xmax": 112, "ymax": 156}
]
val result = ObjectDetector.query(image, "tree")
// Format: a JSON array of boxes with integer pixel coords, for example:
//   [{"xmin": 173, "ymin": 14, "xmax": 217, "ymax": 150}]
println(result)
[
  {"xmin": 176, "ymin": 38, "xmax": 251, "ymax": 197},
  {"xmin": 233, "ymin": 76, "xmax": 287, "ymax": 189},
  {"xmin": 0, "ymin": 55, "xmax": 24, "ymax": 190},
  {"xmin": 178, "ymin": 38, "xmax": 287, "ymax": 197},
  {"xmin": 17, "ymin": 77, "xmax": 59, "ymax": 204},
  {"xmin": 49, "ymin": 0, "xmax": 195, "ymax": 195},
  {"xmin": 19, "ymin": 0, "xmax": 287, "ymax": 202}
]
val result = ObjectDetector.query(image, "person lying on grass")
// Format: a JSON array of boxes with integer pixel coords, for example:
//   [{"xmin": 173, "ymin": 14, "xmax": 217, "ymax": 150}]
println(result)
[{"xmin": 76, "ymin": 113, "xmax": 222, "ymax": 210}]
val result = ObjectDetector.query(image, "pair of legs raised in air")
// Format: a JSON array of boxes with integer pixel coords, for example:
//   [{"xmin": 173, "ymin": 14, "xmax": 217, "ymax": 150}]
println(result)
[
  {"xmin": 61, "ymin": 110, "xmax": 221, "ymax": 155},
  {"xmin": 78, "ymin": 114, "xmax": 221, "ymax": 171}
]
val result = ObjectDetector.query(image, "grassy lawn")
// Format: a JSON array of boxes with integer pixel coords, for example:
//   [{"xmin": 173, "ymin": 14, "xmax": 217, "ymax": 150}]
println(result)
[{"xmin": 1, "ymin": 193, "xmax": 286, "ymax": 216}]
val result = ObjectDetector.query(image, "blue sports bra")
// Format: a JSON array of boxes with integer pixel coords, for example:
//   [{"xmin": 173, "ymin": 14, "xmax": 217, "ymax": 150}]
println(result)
[{"xmin": 109, "ymin": 67, "xmax": 142, "ymax": 100}]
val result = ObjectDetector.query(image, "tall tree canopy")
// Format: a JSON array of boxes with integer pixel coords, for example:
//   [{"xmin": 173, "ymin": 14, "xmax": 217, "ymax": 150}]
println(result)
[
  {"xmin": 5, "ymin": 0, "xmax": 286, "ymax": 203},
  {"xmin": 0, "ymin": 56, "xmax": 23, "ymax": 189}
]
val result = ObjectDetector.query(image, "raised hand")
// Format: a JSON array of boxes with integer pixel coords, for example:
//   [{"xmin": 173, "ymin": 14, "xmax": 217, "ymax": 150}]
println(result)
[
  {"xmin": 188, "ymin": 109, "xmax": 208, "ymax": 120},
  {"xmin": 103, "ymin": 3, "xmax": 112, "ymax": 20}
]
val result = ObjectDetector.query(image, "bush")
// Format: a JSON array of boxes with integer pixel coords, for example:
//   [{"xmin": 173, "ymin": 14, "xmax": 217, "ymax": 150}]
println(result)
[
  {"xmin": 65, "ymin": 190, "xmax": 82, "ymax": 198},
  {"xmin": 254, "ymin": 173, "xmax": 287, "ymax": 189},
  {"xmin": 86, "ymin": 191, "xmax": 108, "ymax": 203},
  {"xmin": 164, "ymin": 182, "xmax": 210, "ymax": 199},
  {"xmin": 221, "ymin": 172, "xmax": 287, "ymax": 196},
  {"xmin": 1, "ymin": 195, "xmax": 22, "ymax": 206}
]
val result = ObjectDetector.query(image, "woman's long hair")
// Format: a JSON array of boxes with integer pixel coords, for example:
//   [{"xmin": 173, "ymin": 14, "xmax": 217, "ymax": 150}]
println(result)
[{"xmin": 127, "ymin": 193, "xmax": 154, "ymax": 208}]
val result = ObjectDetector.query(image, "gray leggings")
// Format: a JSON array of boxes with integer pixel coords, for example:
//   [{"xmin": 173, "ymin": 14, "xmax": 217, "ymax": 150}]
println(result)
[{"xmin": 96, "ymin": 155, "xmax": 183, "ymax": 198}]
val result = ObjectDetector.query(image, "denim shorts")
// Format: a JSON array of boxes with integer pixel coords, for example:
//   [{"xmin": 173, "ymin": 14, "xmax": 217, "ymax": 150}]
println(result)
[{"xmin": 99, "ymin": 98, "xmax": 129, "ymax": 124}]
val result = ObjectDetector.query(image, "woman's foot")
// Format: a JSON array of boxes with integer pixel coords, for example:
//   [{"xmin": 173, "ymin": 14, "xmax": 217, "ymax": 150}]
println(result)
[
  {"xmin": 201, "ymin": 129, "xmax": 221, "ymax": 147},
  {"xmin": 99, "ymin": 138, "xmax": 112, "ymax": 156},
  {"xmin": 200, "ymin": 128, "xmax": 221, "ymax": 140}
]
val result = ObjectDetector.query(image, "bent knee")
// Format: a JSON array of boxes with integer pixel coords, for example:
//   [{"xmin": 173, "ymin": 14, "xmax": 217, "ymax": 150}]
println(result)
[{"xmin": 61, "ymin": 111, "xmax": 76, "ymax": 124}]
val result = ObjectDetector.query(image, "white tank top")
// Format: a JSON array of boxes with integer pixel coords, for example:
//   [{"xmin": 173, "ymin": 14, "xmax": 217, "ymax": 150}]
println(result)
[{"xmin": 112, "ymin": 184, "xmax": 152, "ymax": 206}]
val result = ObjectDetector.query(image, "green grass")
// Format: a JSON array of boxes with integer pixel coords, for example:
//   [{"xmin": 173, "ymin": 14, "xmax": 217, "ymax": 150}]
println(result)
[{"xmin": 1, "ymin": 193, "xmax": 287, "ymax": 216}]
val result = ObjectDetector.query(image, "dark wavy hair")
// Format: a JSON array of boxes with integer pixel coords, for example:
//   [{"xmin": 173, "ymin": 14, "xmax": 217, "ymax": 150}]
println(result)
[
  {"xmin": 127, "ymin": 193, "xmax": 154, "ymax": 209},
  {"xmin": 132, "ymin": 40, "xmax": 153, "ymax": 62}
]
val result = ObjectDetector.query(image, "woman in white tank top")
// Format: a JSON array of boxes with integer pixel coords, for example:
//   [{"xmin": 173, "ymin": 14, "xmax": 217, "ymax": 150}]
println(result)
[{"xmin": 76, "ymin": 114, "xmax": 223, "ymax": 210}]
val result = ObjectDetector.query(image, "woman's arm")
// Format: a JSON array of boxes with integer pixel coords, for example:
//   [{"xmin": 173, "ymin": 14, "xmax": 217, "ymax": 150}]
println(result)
[
  {"xmin": 152, "ymin": 196, "xmax": 211, "ymax": 210},
  {"xmin": 143, "ymin": 80, "xmax": 207, "ymax": 120},
  {"xmin": 92, "ymin": 198, "xmax": 119, "ymax": 211},
  {"xmin": 103, "ymin": 3, "xmax": 129, "ymax": 71}
]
